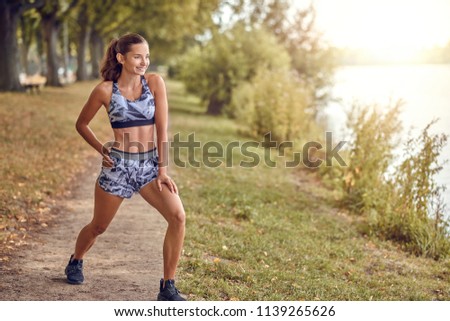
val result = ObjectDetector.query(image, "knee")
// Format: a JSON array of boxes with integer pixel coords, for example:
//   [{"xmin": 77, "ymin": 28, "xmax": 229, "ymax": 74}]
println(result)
[
  {"xmin": 168, "ymin": 209, "xmax": 185, "ymax": 227},
  {"xmin": 90, "ymin": 223, "xmax": 108, "ymax": 237}
]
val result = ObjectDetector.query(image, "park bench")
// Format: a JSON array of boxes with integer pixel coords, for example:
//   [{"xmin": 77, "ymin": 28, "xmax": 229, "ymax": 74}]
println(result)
[{"xmin": 20, "ymin": 74, "xmax": 47, "ymax": 93}]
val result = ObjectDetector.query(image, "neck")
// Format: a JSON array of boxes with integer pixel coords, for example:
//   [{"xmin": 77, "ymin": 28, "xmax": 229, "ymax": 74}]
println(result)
[{"xmin": 117, "ymin": 72, "xmax": 142, "ymax": 89}]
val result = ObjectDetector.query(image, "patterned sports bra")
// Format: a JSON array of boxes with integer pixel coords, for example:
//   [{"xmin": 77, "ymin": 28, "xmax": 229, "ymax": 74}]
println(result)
[{"xmin": 108, "ymin": 75, "xmax": 155, "ymax": 128}]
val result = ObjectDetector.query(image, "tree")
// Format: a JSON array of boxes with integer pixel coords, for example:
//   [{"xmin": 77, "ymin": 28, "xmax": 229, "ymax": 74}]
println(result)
[
  {"xmin": 1, "ymin": 0, "xmax": 221, "ymax": 90},
  {"xmin": 0, "ymin": 0, "xmax": 44, "ymax": 91},
  {"xmin": 75, "ymin": 0, "xmax": 89, "ymax": 81},
  {"xmin": 214, "ymin": 0, "xmax": 337, "ymax": 118},
  {"xmin": 83, "ymin": 0, "xmax": 136, "ymax": 79},
  {"xmin": 79, "ymin": 0, "xmax": 220, "ymax": 79},
  {"xmin": 280, "ymin": 5, "xmax": 337, "ymax": 117},
  {"xmin": 37, "ymin": 0, "xmax": 78, "ymax": 86},
  {"xmin": 178, "ymin": 23, "xmax": 291, "ymax": 114},
  {"xmin": 19, "ymin": 9, "xmax": 40, "ymax": 75}
]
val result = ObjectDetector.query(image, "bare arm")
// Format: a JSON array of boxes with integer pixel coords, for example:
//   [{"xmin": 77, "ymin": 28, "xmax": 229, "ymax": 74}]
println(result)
[
  {"xmin": 75, "ymin": 83, "xmax": 109, "ymax": 157},
  {"xmin": 153, "ymin": 74, "xmax": 169, "ymax": 175},
  {"xmin": 152, "ymin": 74, "xmax": 177, "ymax": 193}
]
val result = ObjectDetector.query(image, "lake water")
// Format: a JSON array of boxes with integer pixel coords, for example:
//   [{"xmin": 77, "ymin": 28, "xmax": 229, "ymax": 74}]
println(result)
[{"xmin": 321, "ymin": 64, "xmax": 450, "ymax": 216}]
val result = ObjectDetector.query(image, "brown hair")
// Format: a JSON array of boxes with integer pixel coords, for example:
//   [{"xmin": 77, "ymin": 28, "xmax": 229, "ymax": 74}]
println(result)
[{"xmin": 100, "ymin": 33, "xmax": 148, "ymax": 82}]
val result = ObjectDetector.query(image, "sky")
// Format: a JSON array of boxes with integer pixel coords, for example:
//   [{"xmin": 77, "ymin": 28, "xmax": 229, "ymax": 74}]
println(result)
[{"xmin": 294, "ymin": 0, "xmax": 450, "ymax": 55}]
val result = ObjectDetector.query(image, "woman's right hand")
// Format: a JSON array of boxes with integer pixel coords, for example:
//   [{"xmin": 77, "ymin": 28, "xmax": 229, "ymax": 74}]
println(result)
[
  {"xmin": 101, "ymin": 147, "xmax": 114, "ymax": 168},
  {"xmin": 102, "ymin": 154, "xmax": 114, "ymax": 168}
]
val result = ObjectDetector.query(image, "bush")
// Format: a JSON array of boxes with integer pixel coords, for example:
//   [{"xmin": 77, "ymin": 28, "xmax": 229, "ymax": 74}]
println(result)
[
  {"xmin": 228, "ymin": 68, "xmax": 311, "ymax": 142},
  {"xmin": 377, "ymin": 121, "xmax": 450, "ymax": 259},
  {"xmin": 333, "ymin": 102, "xmax": 449, "ymax": 259},
  {"xmin": 341, "ymin": 100, "xmax": 403, "ymax": 213}
]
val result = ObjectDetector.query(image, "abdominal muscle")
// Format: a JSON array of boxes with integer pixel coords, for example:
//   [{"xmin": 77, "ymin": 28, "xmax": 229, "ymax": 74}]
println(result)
[{"xmin": 111, "ymin": 125, "xmax": 156, "ymax": 152}]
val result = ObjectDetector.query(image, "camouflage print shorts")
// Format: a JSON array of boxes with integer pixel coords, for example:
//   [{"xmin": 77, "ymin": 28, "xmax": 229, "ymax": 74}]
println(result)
[{"xmin": 98, "ymin": 148, "xmax": 159, "ymax": 199}]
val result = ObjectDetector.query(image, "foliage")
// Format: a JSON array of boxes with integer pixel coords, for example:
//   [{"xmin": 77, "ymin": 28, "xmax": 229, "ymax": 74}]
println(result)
[
  {"xmin": 280, "ymin": 6, "xmax": 337, "ymax": 116},
  {"xmin": 329, "ymin": 101, "xmax": 450, "ymax": 259},
  {"xmin": 4, "ymin": 0, "xmax": 219, "ymax": 89},
  {"xmin": 374, "ymin": 121, "xmax": 450, "ymax": 259},
  {"xmin": 216, "ymin": 0, "xmax": 337, "ymax": 117},
  {"xmin": 228, "ymin": 67, "xmax": 311, "ymax": 142},
  {"xmin": 341, "ymin": 100, "xmax": 403, "ymax": 212},
  {"xmin": 93, "ymin": 0, "xmax": 220, "ymax": 62},
  {"xmin": 176, "ymin": 23, "xmax": 291, "ymax": 114}
]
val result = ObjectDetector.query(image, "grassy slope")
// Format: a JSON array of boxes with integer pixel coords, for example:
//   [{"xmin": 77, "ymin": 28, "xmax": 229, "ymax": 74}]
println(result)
[
  {"xmin": 0, "ymin": 80, "xmax": 448, "ymax": 300},
  {"xmin": 166, "ymin": 80, "xmax": 450, "ymax": 301}
]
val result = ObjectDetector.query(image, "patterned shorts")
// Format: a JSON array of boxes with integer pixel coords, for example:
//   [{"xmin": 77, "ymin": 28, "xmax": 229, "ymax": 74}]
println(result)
[{"xmin": 98, "ymin": 147, "xmax": 159, "ymax": 199}]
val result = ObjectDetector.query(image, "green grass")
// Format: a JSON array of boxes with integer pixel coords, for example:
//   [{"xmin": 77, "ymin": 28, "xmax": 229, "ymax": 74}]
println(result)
[
  {"xmin": 165, "ymin": 79, "xmax": 450, "ymax": 301},
  {"xmin": 1, "ymin": 79, "xmax": 449, "ymax": 300}
]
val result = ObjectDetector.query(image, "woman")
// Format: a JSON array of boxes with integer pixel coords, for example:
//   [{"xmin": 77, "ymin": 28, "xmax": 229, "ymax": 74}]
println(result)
[{"xmin": 65, "ymin": 33, "xmax": 186, "ymax": 301}]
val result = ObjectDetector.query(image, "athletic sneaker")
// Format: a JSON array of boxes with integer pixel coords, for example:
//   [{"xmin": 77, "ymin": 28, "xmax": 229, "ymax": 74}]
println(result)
[
  {"xmin": 65, "ymin": 254, "xmax": 84, "ymax": 285},
  {"xmin": 157, "ymin": 279, "xmax": 186, "ymax": 301}
]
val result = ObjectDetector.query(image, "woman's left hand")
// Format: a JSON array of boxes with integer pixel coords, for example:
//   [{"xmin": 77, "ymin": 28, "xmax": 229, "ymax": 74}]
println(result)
[{"xmin": 156, "ymin": 173, "xmax": 178, "ymax": 194}]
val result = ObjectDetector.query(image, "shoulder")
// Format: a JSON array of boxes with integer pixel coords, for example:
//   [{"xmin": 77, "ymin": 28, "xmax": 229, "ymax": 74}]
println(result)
[
  {"xmin": 89, "ymin": 80, "xmax": 113, "ymax": 105},
  {"xmin": 94, "ymin": 80, "xmax": 113, "ymax": 95},
  {"xmin": 145, "ymin": 73, "xmax": 166, "ymax": 92}
]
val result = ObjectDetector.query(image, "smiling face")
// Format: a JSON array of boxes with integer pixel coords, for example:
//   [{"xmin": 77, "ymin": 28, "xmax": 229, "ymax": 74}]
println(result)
[{"xmin": 117, "ymin": 43, "xmax": 150, "ymax": 75}]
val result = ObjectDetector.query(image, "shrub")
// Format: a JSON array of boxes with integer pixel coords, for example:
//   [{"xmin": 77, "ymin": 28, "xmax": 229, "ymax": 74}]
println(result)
[
  {"xmin": 341, "ymin": 100, "xmax": 403, "ymax": 213},
  {"xmin": 335, "ymin": 102, "xmax": 449, "ymax": 259},
  {"xmin": 228, "ymin": 67, "xmax": 311, "ymax": 142},
  {"xmin": 378, "ymin": 121, "xmax": 450, "ymax": 259}
]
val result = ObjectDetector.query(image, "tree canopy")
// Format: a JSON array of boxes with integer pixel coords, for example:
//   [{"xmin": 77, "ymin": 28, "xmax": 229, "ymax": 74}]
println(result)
[{"xmin": 0, "ymin": 0, "xmax": 221, "ymax": 90}]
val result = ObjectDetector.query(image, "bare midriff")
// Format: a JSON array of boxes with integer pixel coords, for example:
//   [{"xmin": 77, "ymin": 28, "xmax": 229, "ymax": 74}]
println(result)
[{"xmin": 111, "ymin": 124, "xmax": 156, "ymax": 152}]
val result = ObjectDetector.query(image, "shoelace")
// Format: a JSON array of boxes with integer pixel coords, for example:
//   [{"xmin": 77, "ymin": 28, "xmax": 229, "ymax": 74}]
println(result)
[
  {"xmin": 166, "ymin": 285, "xmax": 180, "ymax": 296},
  {"xmin": 68, "ymin": 262, "xmax": 83, "ymax": 270}
]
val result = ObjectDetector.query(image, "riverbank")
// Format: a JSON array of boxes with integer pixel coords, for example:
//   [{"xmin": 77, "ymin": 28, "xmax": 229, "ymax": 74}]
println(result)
[{"xmin": 167, "ymin": 80, "xmax": 449, "ymax": 300}]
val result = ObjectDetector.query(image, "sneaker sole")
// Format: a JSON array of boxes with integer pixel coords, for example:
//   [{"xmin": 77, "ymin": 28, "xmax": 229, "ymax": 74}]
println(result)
[
  {"xmin": 66, "ymin": 278, "xmax": 84, "ymax": 285},
  {"xmin": 157, "ymin": 293, "xmax": 186, "ymax": 301},
  {"xmin": 157, "ymin": 294, "xmax": 169, "ymax": 301}
]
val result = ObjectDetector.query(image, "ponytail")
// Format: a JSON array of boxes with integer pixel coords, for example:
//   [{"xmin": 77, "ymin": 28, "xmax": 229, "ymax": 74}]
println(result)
[
  {"xmin": 100, "ymin": 39, "xmax": 122, "ymax": 82},
  {"xmin": 100, "ymin": 33, "xmax": 148, "ymax": 82}
]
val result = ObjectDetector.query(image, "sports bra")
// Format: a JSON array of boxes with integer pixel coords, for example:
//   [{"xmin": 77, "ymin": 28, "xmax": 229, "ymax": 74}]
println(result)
[{"xmin": 108, "ymin": 75, "xmax": 155, "ymax": 128}]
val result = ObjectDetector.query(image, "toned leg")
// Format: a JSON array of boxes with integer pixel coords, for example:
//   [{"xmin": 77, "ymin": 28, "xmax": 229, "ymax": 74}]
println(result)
[
  {"xmin": 73, "ymin": 179, "xmax": 124, "ymax": 260},
  {"xmin": 139, "ymin": 180, "xmax": 185, "ymax": 280}
]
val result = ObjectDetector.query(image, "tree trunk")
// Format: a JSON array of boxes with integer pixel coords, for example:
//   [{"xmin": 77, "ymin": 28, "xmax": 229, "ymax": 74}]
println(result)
[
  {"xmin": 41, "ymin": 13, "xmax": 62, "ymax": 87},
  {"xmin": 206, "ymin": 93, "xmax": 225, "ymax": 115},
  {"xmin": 34, "ymin": 22, "xmax": 43, "ymax": 70},
  {"xmin": 61, "ymin": 20, "xmax": 69, "ymax": 81},
  {"xmin": 20, "ymin": 15, "xmax": 32, "ymax": 75},
  {"xmin": 76, "ymin": 2, "xmax": 89, "ymax": 81},
  {"xmin": 20, "ymin": 43, "xmax": 31, "ymax": 75},
  {"xmin": 0, "ymin": 3, "xmax": 23, "ymax": 91},
  {"xmin": 89, "ymin": 29, "xmax": 103, "ymax": 79}
]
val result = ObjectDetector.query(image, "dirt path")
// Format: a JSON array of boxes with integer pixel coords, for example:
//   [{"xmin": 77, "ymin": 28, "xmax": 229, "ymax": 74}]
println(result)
[{"xmin": 0, "ymin": 156, "xmax": 168, "ymax": 300}]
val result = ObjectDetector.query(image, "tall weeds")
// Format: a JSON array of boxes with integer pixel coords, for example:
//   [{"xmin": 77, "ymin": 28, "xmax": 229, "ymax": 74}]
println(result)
[
  {"xmin": 342, "ymin": 100, "xmax": 402, "ymax": 213},
  {"xmin": 334, "ymin": 102, "xmax": 450, "ymax": 259},
  {"xmin": 379, "ymin": 120, "xmax": 449, "ymax": 259}
]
